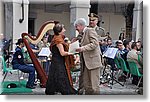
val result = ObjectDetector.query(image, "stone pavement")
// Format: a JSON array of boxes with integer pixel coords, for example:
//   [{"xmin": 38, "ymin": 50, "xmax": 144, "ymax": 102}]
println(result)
[{"xmin": 1, "ymin": 70, "xmax": 141, "ymax": 95}]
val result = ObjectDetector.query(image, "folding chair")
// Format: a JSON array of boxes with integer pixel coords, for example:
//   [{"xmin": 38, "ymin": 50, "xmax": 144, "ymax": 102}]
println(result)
[
  {"xmin": 118, "ymin": 57, "xmax": 129, "ymax": 73},
  {"xmin": 114, "ymin": 58, "xmax": 121, "ymax": 69},
  {"xmin": 127, "ymin": 60, "xmax": 143, "ymax": 91},
  {"xmin": 1, "ymin": 56, "xmax": 21, "ymax": 86},
  {"xmin": 114, "ymin": 57, "xmax": 123, "ymax": 79},
  {"xmin": 117, "ymin": 57, "xmax": 130, "ymax": 85}
]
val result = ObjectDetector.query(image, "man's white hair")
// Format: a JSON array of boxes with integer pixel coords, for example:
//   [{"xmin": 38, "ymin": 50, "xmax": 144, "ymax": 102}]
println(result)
[{"xmin": 74, "ymin": 18, "xmax": 87, "ymax": 27}]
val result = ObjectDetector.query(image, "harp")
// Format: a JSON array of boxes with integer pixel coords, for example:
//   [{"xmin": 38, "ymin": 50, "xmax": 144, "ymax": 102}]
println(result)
[{"xmin": 22, "ymin": 21, "xmax": 57, "ymax": 87}]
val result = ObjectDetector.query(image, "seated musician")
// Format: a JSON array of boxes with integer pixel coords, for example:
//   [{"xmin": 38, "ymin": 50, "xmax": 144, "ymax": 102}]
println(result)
[
  {"xmin": 22, "ymin": 44, "xmax": 40, "ymax": 64},
  {"xmin": 12, "ymin": 38, "xmax": 36, "ymax": 89},
  {"xmin": 127, "ymin": 42, "xmax": 143, "ymax": 86},
  {"xmin": 45, "ymin": 23, "xmax": 77, "ymax": 95},
  {"xmin": 29, "ymin": 35, "xmax": 40, "ymax": 56},
  {"xmin": 38, "ymin": 36, "xmax": 50, "ymax": 49},
  {"xmin": 105, "ymin": 38, "xmax": 117, "ymax": 70},
  {"xmin": 136, "ymin": 40, "xmax": 143, "ymax": 56},
  {"xmin": 116, "ymin": 40, "xmax": 129, "ymax": 81},
  {"xmin": 127, "ymin": 42, "xmax": 143, "ymax": 72},
  {"xmin": 37, "ymin": 36, "xmax": 51, "ymax": 76},
  {"xmin": 116, "ymin": 40, "xmax": 128, "ymax": 59}
]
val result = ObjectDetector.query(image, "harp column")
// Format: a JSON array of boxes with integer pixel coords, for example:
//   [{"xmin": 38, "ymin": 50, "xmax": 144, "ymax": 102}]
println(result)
[{"xmin": 70, "ymin": 0, "xmax": 90, "ymax": 38}]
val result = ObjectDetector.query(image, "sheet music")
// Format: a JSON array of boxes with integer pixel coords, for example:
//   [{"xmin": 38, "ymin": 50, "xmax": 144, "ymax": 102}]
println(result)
[
  {"xmin": 38, "ymin": 47, "xmax": 51, "ymax": 57},
  {"xmin": 103, "ymin": 48, "xmax": 118, "ymax": 59},
  {"xmin": 69, "ymin": 40, "xmax": 79, "ymax": 54}
]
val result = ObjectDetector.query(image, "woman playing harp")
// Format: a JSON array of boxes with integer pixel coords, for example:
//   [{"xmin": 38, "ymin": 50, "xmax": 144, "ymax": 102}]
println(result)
[{"xmin": 45, "ymin": 23, "xmax": 77, "ymax": 95}]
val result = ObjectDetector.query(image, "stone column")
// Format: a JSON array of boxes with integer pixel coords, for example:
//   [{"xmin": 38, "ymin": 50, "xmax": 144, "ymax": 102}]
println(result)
[
  {"xmin": 70, "ymin": 0, "xmax": 90, "ymax": 38},
  {"xmin": 0, "ymin": 1, "xmax": 4, "ymax": 34},
  {"xmin": 136, "ymin": 1, "xmax": 143, "ymax": 42},
  {"xmin": 0, "ymin": 0, "xmax": 4, "ymax": 93},
  {"xmin": 4, "ymin": 0, "xmax": 29, "ymax": 51},
  {"xmin": 12, "ymin": 0, "xmax": 29, "ymax": 50},
  {"xmin": 132, "ymin": 0, "xmax": 143, "ymax": 41},
  {"xmin": 4, "ymin": 2, "xmax": 13, "ymax": 40}
]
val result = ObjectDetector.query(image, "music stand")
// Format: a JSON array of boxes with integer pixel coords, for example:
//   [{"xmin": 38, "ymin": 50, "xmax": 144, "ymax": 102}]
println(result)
[
  {"xmin": 102, "ymin": 48, "xmax": 124, "ymax": 89},
  {"xmin": 38, "ymin": 47, "xmax": 51, "ymax": 75}
]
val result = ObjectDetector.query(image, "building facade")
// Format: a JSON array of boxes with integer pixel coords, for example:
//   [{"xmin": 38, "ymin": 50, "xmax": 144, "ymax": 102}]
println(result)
[{"xmin": 0, "ymin": 0, "xmax": 143, "ymax": 50}]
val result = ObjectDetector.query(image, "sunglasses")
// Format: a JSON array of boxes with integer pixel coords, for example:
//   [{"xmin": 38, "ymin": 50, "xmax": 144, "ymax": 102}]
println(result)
[{"xmin": 90, "ymin": 19, "xmax": 96, "ymax": 21}]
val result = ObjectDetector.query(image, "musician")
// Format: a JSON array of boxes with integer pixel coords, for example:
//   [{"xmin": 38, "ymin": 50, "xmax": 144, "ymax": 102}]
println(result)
[
  {"xmin": 127, "ymin": 42, "xmax": 143, "ymax": 86},
  {"xmin": 12, "ymin": 38, "xmax": 36, "ymax": 89},
  {"xmin": 45, "ymin": 23, "xmax": 77, "ymax": 95}
]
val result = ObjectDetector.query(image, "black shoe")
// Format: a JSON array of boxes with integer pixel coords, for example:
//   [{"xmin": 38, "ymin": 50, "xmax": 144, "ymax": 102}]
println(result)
[
  {"xmin": 132, "ymin": 80, "xmax": 138, "ymax": 85},
  {"xmin": 33, "ymin": 83, "xmax": 37, "ymax": 86},
  {"xmin": 139, "ymin": 83, "xmax": 143, "ymax": 87},
  {"xmin": 26, "ymin": 85, "xmax": 36, "ymax": 89},
  {"xmin": 78, "ymin": 89, "xmax": 84, "ymax": 95},
  {"xmin": 137, "ymin": 87, "xmax": 143, "ymax": 94},
  {"xmin": 118, "ymin": 75, "xmax": 126, "ymax": 82}
]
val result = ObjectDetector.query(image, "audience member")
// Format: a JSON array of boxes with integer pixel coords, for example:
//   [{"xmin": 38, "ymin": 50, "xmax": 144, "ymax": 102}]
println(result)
[
  {"xmin": 106, "ymin": 32, "xmax": 112, "ymax": 39},
  {"xmin": 119, "ymin": 33, "xmax": 125, "ymax": 41}
]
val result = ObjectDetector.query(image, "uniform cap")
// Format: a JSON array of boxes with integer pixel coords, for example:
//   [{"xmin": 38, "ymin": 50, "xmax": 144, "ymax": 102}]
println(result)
[
  {"xmin": 98, "ymin": 36, "xmax": 108, "ymax": 41},
  {"xmin": 88, "ymin": 13, "xmax": 99, "ymax": 20}
]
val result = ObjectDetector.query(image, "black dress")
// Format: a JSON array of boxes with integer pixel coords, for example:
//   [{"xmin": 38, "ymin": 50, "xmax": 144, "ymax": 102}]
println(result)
[{"xmin": 45, "ymin": 45, "xmax": 76, "ymax": 95}]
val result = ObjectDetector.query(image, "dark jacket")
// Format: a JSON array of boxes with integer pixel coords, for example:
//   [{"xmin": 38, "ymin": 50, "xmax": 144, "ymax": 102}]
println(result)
[{"xmin": 12, "ymin": 46, "xmax": 25, "ymax": 65}]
